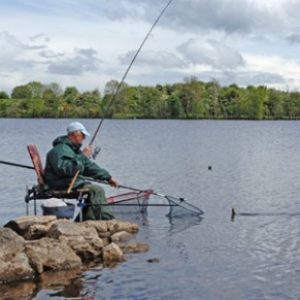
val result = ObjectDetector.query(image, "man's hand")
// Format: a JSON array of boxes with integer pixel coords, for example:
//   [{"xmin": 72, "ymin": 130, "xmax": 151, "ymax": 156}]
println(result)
[
  {"xmin": 83, "ymin": 145, "xmax": 93, "ymax": 158},
  {"xmin": 109, "ymin": 177, "xmax": 119, "ymax": 188}
]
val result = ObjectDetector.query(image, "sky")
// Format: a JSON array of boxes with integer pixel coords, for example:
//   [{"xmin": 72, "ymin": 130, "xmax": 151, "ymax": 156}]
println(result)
[{"xmin": 1, "ymin": 0, "xmax": 300, "ymax": 94}]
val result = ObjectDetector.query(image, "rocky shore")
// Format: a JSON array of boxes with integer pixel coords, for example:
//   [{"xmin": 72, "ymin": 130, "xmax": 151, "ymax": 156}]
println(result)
[{"xmin": 0, "ymin": 216, "xmax": 149, "ymax": 285}]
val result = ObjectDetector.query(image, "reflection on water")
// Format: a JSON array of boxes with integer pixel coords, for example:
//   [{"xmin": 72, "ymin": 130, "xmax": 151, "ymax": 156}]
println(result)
[{"xmin": 2, "ymin": 119, "xmax": 300, "ymax": 299}]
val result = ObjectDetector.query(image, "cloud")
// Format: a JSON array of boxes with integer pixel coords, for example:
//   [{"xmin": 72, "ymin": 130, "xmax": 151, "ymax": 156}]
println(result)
[
  {"xmin": 0, "ymin": 31, "xmax": 40, "ymax": 71},
  {"xmin": 47, "ymin": 48, "xmax": 102, "ymax": 75},
  {"xmin": 114, "ymin": 0, "xmax": 286, "ymax": 35},
  {"xmin": 286, "ymin": 33, "xmax": 300, "ymax": 44},
  {"xmin": 177, "ymin": 38, "xmax": 245, "ymax": 69},
  {"xmin": 119, "ymin": 50, "xmax": 186, "ymax": 69}
]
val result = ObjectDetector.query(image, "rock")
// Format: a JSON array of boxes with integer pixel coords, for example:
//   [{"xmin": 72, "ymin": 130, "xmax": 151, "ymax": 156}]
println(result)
[
  {"xmin": 59, "ymin": 235, "xmax": 103, "ymax": 262},
  {"xmin": 24, "ymin": 237, "xmax": 81, "ymax": 274},
  {"xmin": 111, "ymin": 231, "xmax": 134, "ymax": 244},
  {"xmin": 122, "ymin": 243, "xmax": 150, "ymax": 254},
  {"xmin": 0, "ymin": 228, "xmax": 34, "ymax": 283},
  {"xmin": 47, "ymin": 220, "xmax": 104, "ymax": 262},
  {"xmin": 83, "ymin": 220, "xmax": 109, "ymax": 238},
  {"xmin": 47, "ymin": 220, "xmax": 98, "ymax": 239},
  {"xmin": 0, "ymin": 281, "xmax": 37, "ymax": 300},
  {"xmin": 0, "ymin": 217, "xmax": 141, "ymax": 286},
  {"xmin": 106, "ymin": 220, "xmax": 139, "ymax": 234},
  {"xmin": 39, "ymin": 267, "xmax": 82, "ymax": 287},
  {"xmin": 5, "ymin": 216, "xmax": 57, "ymax": 239},
  {"xmin": 102, "ymin": 243, "xmax": 125, "ymax": 263}
]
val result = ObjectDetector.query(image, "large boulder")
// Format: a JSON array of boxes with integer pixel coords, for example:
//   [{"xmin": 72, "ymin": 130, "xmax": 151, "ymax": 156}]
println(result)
[
  {"xmin": 24, "ymin": 237, "xmax": 81, "ymax": 274},
  {"xmin": 83, "ymin": 220, "xmax": 109, "ymax": 238},
  {"xmin": 111, "ymin": 231, "xmax": 134, "ymax": 244},
  {"xmin": 47, "ymin": 220, "xmax": 104, "ymax": 261},
  {"xmin": 5, "ymin": 216, "xmax": 57, "ymax": 240},
  {"xmin": 0, "ymin": 228, "xmax": 34, "ymax": 283},
  {"xmin": 102, "ymin": 242, "xmax": 125, "ymax": 263}
]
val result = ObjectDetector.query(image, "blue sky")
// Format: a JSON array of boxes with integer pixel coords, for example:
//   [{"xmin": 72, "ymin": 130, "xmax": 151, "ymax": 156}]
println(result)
[{"xmin": 1, "ymin": 0, "xmax": 300, "ymax": 94}]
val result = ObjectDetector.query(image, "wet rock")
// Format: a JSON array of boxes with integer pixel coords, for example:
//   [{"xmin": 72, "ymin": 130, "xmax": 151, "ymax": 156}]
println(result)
[
  {"xmin": 59, "ymin": 235, "xmax": 103, "ymax": 262},
  {"xmin": 0, "ymin": 281, "xmax": 37, "ymax": 300},
  {"xmin": 24, "ymin": 237, "xmax": 81, "ymax": 274},
  {"xmin": 83, "ymin": 220, "xmax": 109, "ymax": 238},
  {"xmin": 5, "ymin": 215, "xmax": 57, "ymax": 239},
  {"xmin": 0, "ymin": 217, "xmax": 141, "ymax": 286},
  {"xmin": 47, "ymin": 220, "xmax": 104, "ymax": 261},
  {"xmin": 106, "ymin": 220, "xmax": 139, "ymax": 234},
  {"xmin": 122, "ymin": 243, "xmax": 150, "ymax": 254},
  {"xmin": 102, "ymin": 242, "xmax": 125, "ymax": 263},
  {"xmin": 111, "ymin": 231, "xmax": 134, "ymax": 244},
  {"xmin": 0, "ymin": 228, "xmax": 34, "ymax": 283}
]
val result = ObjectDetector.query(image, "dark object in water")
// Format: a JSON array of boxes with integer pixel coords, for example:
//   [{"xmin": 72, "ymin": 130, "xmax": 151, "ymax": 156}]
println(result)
[
  {"xmin": 231, "ymin": 208, "xmax": 236, "ymax": 221},
  {"xmin": 42, "ymin": 202, "xmax": 75, "ymax": 219},
  {"xmin": 147, "ymin": 258, "xmax": 160, "ymax": 263},
  {"xmin": 208, "ymin": 166, "xmax": 212, "ymax": 170}
]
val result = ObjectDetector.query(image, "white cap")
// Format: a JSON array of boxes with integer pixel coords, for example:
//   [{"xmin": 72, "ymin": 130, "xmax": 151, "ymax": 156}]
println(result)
[{"xmin": 67, "ymin": 122, "xmax": 90, "ymax": 137}]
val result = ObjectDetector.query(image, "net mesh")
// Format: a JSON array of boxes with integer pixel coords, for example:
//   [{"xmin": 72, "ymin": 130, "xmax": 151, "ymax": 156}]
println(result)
[
  {"xmin": 107, "ymin": 190, "xmax": 151, "ymax": 215},
  {"xmin": 165, "ymin": 195, "xmax": 204, "ymax": 218}
]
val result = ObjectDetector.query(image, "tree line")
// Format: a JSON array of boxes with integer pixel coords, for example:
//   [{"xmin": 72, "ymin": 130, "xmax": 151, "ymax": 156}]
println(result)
[{"xmin": 1, "ymin": 77, "xmax": 300, "ymax": 119}]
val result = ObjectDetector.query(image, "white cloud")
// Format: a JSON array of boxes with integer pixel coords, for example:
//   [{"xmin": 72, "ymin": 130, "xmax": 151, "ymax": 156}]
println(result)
[
  {"xmin": 47, "ymin": 48, "xmax": 101, "ymax": 75},
  {"xmin": 178, "ymin": 39, "xmax": 245, "ymax": 69},
  {"xmin": 120, "ymin": 50, "xmax": 186, "ymax": 69},
  {"xmin": 0, "ymin": 1, "xmax": 300, "ymax": 93}
]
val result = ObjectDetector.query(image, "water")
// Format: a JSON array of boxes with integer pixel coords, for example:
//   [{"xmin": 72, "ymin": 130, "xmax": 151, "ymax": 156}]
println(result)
[{"xmin": 1, "ymin": 119, "xmax": 300, "ymax": 300}]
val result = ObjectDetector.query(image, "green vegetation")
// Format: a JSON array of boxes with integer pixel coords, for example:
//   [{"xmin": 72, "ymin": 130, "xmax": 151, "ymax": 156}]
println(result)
[{"xmin": 1, "ymin": 78, "xmax": 300, "ymax": 119}]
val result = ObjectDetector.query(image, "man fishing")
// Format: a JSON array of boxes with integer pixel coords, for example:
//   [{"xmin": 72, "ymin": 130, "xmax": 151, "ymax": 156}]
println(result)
[{"xmin": 44, "ymin": 121, "xmax": 118, "ymax": 220}]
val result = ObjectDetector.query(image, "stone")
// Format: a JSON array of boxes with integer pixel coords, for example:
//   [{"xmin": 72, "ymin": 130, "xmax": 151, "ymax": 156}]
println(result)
[
  {"xmin": 47, "ymin": 220, "xmax": 99, "ymax": 240},
  {"xmin": 24, "ymin": 237, "xmax": 81, "ymax": 274},
  {"xmin": 111, "ymin": 231, "xmax": 134, "ymax": 244},
  {"xmin": 122, "ymin": 243, "xmax": 150, "ymax": 254},
  {"xmin": 47, "ymin": 220, "xmax": 104, "ymax": 261},
  {"xmin": 106, "ymin": 220, "xmax": 139, "ymax": 234},
  {"xmin": 83, "ymin": 220, "xmax": 109, "ymax": 238},
  {"xmin": 59, "ymin": 235, "xmax": 103, "ymax": 262},
  {"xmin": 0, "ymin": 228, "xmax": 34, "ymax": 283},
  {"xmin": 102, "ymin": 243, "xmax": 125, "ymax": 263},
  {"xmin": 5, "ymin": 215, "xmax": 57, "ymax": 239},
  {"xmin": 0, "ymin": 281, "xmax": 37, "ymax": 300}
]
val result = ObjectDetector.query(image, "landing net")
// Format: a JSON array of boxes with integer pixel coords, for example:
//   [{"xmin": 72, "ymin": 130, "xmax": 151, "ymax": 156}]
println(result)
[
  {"xmin": 107, "ymin": 190, "xmax": 152, "ymax": 215},
  {"xmin": 165, "ymin": 195, "xmax": 204, "ymax": 218}
]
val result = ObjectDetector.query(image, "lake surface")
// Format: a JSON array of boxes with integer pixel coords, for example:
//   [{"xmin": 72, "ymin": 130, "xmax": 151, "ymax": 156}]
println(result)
[{"xmin": 1, "ymin": 119, "xmax": 300, "ymax": 300}]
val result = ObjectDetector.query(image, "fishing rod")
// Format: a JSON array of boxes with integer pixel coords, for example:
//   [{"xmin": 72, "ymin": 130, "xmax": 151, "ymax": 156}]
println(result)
[
  {"xmin": 89, "ymin": 0, "xmax": 174, "ymax": 147},
  {"xmin": 0, "ymin": 160, "xmax": 34, "ymax": 170},
  {"xmin": 68, "ymin": 0, "xmax": 174, "ymax": 191}
]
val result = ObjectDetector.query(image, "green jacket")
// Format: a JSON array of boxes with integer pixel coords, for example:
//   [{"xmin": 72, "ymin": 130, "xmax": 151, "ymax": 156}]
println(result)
[{"xmin": 44, "ymin": 136, "xmax": 111, "ymax": 189}]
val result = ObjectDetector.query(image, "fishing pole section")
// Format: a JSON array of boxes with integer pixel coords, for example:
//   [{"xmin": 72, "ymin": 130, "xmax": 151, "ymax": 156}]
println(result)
[{"xmin": 89, "ymin": 0, "xmax": 174, "ymax": 155}]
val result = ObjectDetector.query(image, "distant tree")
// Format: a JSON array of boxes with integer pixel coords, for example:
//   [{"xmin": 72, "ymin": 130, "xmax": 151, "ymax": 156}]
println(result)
[
  {"xmin": 63, "ymin": 86, "xmax": 79, "ymax": 98},
  {"xmin": 46, "ymin": 82, "xmax": 63, "ymax": 97},
  {"xmin": 63, "ymin": 86, "xmax": 79, "ymax": 105},
  {"xmin": 11, "ymin": 85, "xmax": 31, "ymax": 99},
  {"xmin": 0, "ymin": 91, "xmax": 9, "ymax": 99},
  {"xmin": 26, "ymin": 81, "xmax": 44, "ymax": 98},
  {"xmin": 104, "ymin": 80, "xmax": 120, "ymax": 96}
]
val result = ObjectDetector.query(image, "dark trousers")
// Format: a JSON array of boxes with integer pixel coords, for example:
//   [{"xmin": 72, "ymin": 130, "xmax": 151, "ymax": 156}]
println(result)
[{"xmin": 81, "ymin": 183, "xmax": 114, "ymax": 220}]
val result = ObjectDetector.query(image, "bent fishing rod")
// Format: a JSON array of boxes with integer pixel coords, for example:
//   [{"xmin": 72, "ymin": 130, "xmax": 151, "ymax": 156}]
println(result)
[
  {"xmin": 89, "ymin": 0, "xmax": 174, "ymax": 147},
  {"xmin": 67, "ymin": 0, "xmax": 174, "ymax": 191}
]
